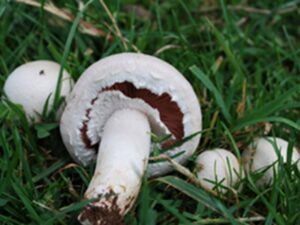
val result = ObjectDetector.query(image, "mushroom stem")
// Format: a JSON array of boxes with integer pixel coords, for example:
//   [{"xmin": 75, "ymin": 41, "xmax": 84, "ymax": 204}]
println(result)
[{"xmin": 78, "ymin": 109, "xmax": 151, "ymax": 225}]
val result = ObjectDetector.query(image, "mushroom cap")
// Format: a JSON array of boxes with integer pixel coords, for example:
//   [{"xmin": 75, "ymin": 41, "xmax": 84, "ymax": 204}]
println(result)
[
  {"xmin": 60, "ymin": 53, "xmax": 202, "ymax": 177},
  {"xmin": 4, "ymin": 60, "xmax": 74, "ymax": 123},
  {"xmin": 195, "ymin": 148, "xmax": 242, "ymax": 192},
  {"xmin": 243, "ymin": 136, "xmax": 300, "ymax": 186}
]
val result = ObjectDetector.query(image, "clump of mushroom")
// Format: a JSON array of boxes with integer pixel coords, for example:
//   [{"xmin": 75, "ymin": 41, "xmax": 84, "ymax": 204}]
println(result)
[
  {"xmin": 243, "ymin": 137, "xmax": 300, "ymax": 187},
  {"xmin": 3, "ymin": 60, "xmax": 74, "ymax": 123},
  {"xmin": 60, "ymin": 53, "xmax": 202, "ymax": 225},
  {"xmin": 195, "ymin": 148, "xmax": 243, "ymax": 193}
]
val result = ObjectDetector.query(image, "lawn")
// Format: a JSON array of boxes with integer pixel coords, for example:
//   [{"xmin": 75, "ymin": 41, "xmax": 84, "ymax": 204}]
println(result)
[{"xmin": 1, "ymin": 0, "xmax": 300, "ymax": 224}]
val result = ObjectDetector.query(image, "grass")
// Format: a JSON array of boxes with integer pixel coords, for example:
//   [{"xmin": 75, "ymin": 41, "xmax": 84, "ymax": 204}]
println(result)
[{"xmin": 1, "ymin": 0, "xmax": 300, "ymax": 224}]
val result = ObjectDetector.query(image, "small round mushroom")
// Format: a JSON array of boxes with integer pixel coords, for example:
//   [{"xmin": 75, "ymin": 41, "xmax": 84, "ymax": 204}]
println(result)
[
  {"xmin": 60, "ymin": 53, "xmax": 202, "ymax": 225},
  {"xmin": 3, "ymin": 60, "xmax": 74, "ymax": 123},
  {"xmin": 243, "ymin": 137, "xmax": 300, "ymax": 187},
  {"xmin": 195, "ymin": 148, "xmax": 242, "ymax": 193}
]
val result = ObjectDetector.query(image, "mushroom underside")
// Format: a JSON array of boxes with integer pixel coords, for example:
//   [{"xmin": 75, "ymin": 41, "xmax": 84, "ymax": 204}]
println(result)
[{"xmin": 80, "ymin": 81, "xmax": 184, "ymax": 153}]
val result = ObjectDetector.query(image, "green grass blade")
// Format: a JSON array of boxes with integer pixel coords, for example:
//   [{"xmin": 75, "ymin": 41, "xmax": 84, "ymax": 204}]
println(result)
[
  {"xmin": 10, "ymin": 179, "xmax": 42, "ymax": 223},
  {"xmin": 232, "ymin": 86, "xmax": 299, "ymax": 130},
  {"xmin": 12, "ymin": 127, "xmax": 35, "ymax": 195},
  {"xmin": 205, "ymin": 18, "xmax": 245, "ymax": 79},
  {"xmin": 52, "ymin": 0, "xmax": 95, "ymax": 115},
  {"xmin": 233, "ymin": 116, "xmax": 300, "ymax": 131},
  {"xmin": 157, "ymin": 176, "xmax": 238, "ymax": 225},
  {"xmin": 32, "ymin": 159, "xmax": 66, "ymax": 183},
  {"xmin": 190, "ymin": 65, "xmax": 232, "ymax": 123}
]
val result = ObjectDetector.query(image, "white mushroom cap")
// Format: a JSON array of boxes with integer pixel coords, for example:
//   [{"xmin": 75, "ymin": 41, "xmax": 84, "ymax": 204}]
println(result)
[
  {"xmin": 60, "ymin": 53, "xmax": 202, "ymax": 176},
  {"xmin": 195, "ymin": 148, "xmax": 242, "ymax": 193},
  {"xmin": 243, "ymin": 137, "xmax": 300, "ymax": 187},
  {"xmin": 4, "ymin": 60, "xmax": 74, "ymax": 123}
]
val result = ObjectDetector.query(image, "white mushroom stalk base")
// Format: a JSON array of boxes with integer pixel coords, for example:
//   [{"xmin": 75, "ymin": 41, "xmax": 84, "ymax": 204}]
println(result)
[{"xmin": 78, "ymin": 109, "xmax": 151, "ymax": 225}]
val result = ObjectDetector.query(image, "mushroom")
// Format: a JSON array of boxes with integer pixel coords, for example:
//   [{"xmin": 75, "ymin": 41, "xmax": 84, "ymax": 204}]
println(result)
[
  {"xmin": 60, "ymin": 53, "xmax": 202, "ymax": 225},
  {"xmin": 3, "ymin": 60, "xmax": 74, "ymax": 123},
  {"xmin": 243, "ymin": 137, "xmax": 300, "ymax": 187},
  {"xmin": 195, "ymin": 148, "xmax": 242, "ymax": 193}
]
